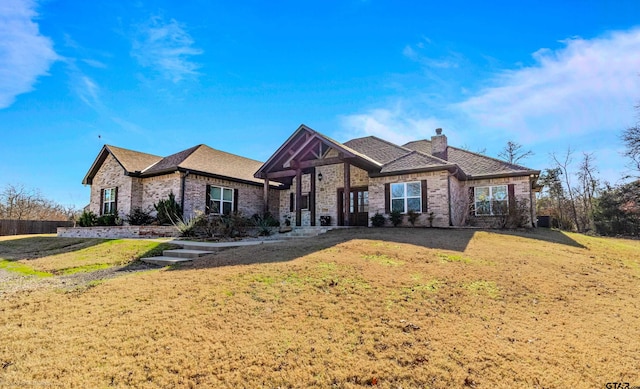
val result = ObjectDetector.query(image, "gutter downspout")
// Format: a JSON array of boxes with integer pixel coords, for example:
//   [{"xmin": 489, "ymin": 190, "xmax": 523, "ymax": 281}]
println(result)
[
  {"xmin": 529, "ymin": 175, "xmax": 535, "ymax": 228},
  {"xmin": 447, "ymin": 168, "xmax": 459, "ymax": 227},
  {"xmin": 447, "ymin": 175, "xmax": 452, "ymax": 226},
  {"xmin": 181, "ymin": 170, "xmax": 190, "ymax": 217}
]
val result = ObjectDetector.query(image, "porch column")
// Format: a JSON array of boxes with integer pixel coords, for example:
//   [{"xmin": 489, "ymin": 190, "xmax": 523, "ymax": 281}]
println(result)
[
  {"xmin": 343, "ymin": 161, "xmax": 350, "ymax": 226},
  {"xmin": 310, "ymin": 167, "xmax": 316, "ymax": 226},
  {"xmin": 295, "ymin": 165, "xmax": 302, "ymax": 227},
  {"xmin": 263, "ymin": 177, "xmax": 269, "ymax": 214}
]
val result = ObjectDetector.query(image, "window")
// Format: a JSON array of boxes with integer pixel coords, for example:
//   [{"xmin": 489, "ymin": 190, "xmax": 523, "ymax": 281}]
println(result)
[
  {"xmin": 209, "ymin": 186, "xmax": 234, "ymax": 215},
  {"xmin": 349, "ymin": 191, "xmax": 369, "ymax": 213},
  {"xmin": 102, "ymin": 188, "xmax": 117, "ymax": 215},
  {"xmin": 474, "ymin": 185, "xmax": 508, "ymax": 216},
  {"xmin": 391, "ymin": 182, "xmax": 421, "ymax": 213},
  {"xmin": 290, "ymin": 193, "xmax": 310, "ymax": 211}
]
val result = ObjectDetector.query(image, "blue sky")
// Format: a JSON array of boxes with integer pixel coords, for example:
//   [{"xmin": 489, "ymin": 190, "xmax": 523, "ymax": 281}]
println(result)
[{"xmin": 1, "ymin": 0, "xmax": 639, "ymax": 209}]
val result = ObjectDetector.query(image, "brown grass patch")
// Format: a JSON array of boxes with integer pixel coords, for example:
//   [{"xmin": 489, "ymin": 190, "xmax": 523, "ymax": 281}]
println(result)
[{"xmin": 0, "ymin": 228, "xmax": 639, "ymax": 388}]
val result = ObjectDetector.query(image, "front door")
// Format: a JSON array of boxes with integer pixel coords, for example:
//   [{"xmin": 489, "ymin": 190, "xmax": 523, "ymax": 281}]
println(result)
[{"xmin": 337, "ymin": 187, "xmax": 369, "ymax": 226}]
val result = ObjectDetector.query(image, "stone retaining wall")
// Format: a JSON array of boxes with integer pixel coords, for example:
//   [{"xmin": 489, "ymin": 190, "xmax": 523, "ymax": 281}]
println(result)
[{"xmin": 57, "ymin": 226, "xmax": 179, "ymax": 239}]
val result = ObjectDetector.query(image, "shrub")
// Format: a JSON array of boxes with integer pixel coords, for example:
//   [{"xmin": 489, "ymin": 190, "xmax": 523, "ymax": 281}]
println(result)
[
  {"xmin": 251, "ymin": 212, "xmax": 280, "ymax": 227},
  {"xmin": 389, "ymin": 210, "xmax": 403, "ymax": 227},
  {"xmin": 78, "ymin": 210, "xmax": 97, "ymax": 227},
  {"xmin": 370, "ymin": 212, "xmax": 386, "ymax": 227},
  {"xmin": 251, "ymin": 212, "xmax": 279, "ymax": 236},
  {"xmin": 96, "ymin": 213, "xmax": 120, "ymax": 226},
  {"xmin": 407, "ymin": 210, "xmax": 420, "ymax": 226},
  {"xmin": 125, "ymin": 207, "xmax": 156, "ymax": 226},
  {"xmin": 154, "ymin": 192, "xmax": 183, "ymax": 225},
  {"xmin": 172, "ymin": 213, "xmax": 205, "ymax": 237}
]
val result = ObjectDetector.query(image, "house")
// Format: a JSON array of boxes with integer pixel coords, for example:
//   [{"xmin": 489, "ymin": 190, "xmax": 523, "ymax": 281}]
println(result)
[
  {"xmin": 82, "ymin": 144, "xmax": 281, "ymax": 221},
  {"xmin": 83, "ymin": 125, "xmax": 541, "ymax": 228}
]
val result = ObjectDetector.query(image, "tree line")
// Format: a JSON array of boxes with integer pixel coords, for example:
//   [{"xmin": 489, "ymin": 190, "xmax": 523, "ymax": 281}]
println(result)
[
  {"xmin": 529, "ymin": 104, "xmax": 640, "ymax": 236},
  {"xmin": 0, "ymin": 184, "xmax": 76, "ymax": 222}
]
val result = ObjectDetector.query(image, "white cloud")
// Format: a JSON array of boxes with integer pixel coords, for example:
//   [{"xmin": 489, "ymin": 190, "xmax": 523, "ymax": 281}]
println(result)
[
  {"xmin": 0, "ymin": 0, "xmax": 59, "ymax": 109},
  {"xmin": 76, "ymin": 75, "xmax": 101, "ymax": 109},
  {"xmin": 341, "ymin": 28, "xmax": 640, "ymax": 181},
  {"xmin": 456, "ymin": 28, "xmax": 640, "ymax": 143},
  {"xmin": 132, "ymin": 16, "xmax": 203, "ymax": 83},
  {"xmin": 339, "ymin": 103, "xmax": 448, "ymax": 145}
]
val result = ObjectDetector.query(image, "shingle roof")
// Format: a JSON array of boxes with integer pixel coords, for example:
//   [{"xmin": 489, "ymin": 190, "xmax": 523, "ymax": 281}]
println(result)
[
  {"xmin": 344, "ymin": 136, "xmax": 412, "ymax": 165},
  {"xmin": 380, "ymin": 151, "xmax": 450, "ymax": 173},
  {"xmin": 82, "ymin": 145, "xmax": 163, "ymax": 185},
  {"xmin": 142, "ymin": 144, "xmax": 266, "ymax": 185},
  {"xmin": 106, "ymin": 145, "xmax": 162, "ymax": 173},
  {"xmin": 85, "ymin": 144, "xmax": 269, "ymax": 186},
  {"xmin": 402, "ymin": 140, "xmax": 536, "ymax": 177}
]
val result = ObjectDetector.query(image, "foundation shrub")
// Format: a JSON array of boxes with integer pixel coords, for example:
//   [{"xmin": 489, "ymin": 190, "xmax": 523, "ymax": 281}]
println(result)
[
  {"xmin": 154, "ymin": 192, "xmax": 183, "ymax": 225},
  {"xmin": 370, "ymin": 212, "xmax": 386, "ymax": 227},
  {"xmin": 124, "ymin": 207, "xmax": 156, "ymax": 226},
  {"xmin": 77, "ymin": 210, "xmax": 97, "ymax": 227},
  {"xmin": 389, "ymin": 210, "xmax": 403, "ymax": 227}
]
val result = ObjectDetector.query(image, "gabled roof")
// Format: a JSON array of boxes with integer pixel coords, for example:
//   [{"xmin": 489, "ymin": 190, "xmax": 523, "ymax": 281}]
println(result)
[
  {"xmin": 343, "ymin": 136, "xmax": 412, "ymax": 165},
  {"xmin": 82, "ymin": 145, "xmax": 162, "ymax": 185},
  {"xmin": 255, "ymin": 124, "xmax": 382, "ymax": 184},
  {"xmin": 84, "ymin": 144, "xmax": 270, "ymax": 187},
  {"xmin": 403, "ymin": 140, "xmax": 538, "ymax": 178},
  {"xmin": 379, "ymin": 151, "xmax": 453, "ymax": 174},
  {"xmin": 144, "ymin": 144, "xmax": 266, "ymax": 185}
]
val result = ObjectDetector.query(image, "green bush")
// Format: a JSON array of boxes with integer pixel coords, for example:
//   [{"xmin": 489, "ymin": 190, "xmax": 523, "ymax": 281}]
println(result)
[
  {"xmin": 370, "ymin": 212, "xmax": 386, "ymax": 227},
  {"xmin": 172, "ymin": 213, "xmax": 206, "ymax": 237},
  {"xmin": 78, "ymin": 210, "xmax": 97, "ymax": 227},
  {"xmin": 154, "ymin": 192, "xmax": 183, "ymax": 225},
  {"xmin": 389, "ymin": 210, "xmax": 403, "ymax": 227},
  {"xmin": 96, "ymin": 213, "xmax": 120, "ymax": 226},
  {"xmin": 407, "ymin": 210, "xmax": 420, "ymax": 226},
  {"xmin": 125, "ymin": 207, "xmax": 156, "ymax": 226}
]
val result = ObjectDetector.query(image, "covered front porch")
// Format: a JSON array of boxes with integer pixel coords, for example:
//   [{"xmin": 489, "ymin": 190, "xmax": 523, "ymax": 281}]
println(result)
[{"xmin": 254, "ymin": 125, "xmax": 381, "ymax": 227}]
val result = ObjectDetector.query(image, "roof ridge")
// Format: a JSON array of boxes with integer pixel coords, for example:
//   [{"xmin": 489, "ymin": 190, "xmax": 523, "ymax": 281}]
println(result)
[
  {"xmin": 105, "ymin": 144, "xmax": 163, "ymax": 158},
  {"xmin": 448, "ymin": 145, "xmax": 533, "ymax": 171},
  {"xmin": 348, "ymin": 135, "xmax": 412, "ymax": 152},
  {"xmin": 411, "ymin": 149, "xmax": 450, "ymax": 164},
  {"xmin": 195, "ymin": 144, "xmax": 266, "ymax": 164}
]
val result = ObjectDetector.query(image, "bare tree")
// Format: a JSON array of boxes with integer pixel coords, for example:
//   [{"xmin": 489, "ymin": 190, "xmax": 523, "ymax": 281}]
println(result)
[
  {"xmin": 622, "ymin": 124, "xmax": 640, "ymax": 176},
  {"xmin": 0, "ymin": 184, "xmax": 71, "ymax": 221},
  {"xmin": 551, "ymin": 148, "xmax": 581, "ymax": 231},
  {"xmin": 499, "ymin": 141, "xmax": 534, "ymax": 165},
  {"xmin": 575, "ymin": 152, "xmax": 599, "ymax": 231}
]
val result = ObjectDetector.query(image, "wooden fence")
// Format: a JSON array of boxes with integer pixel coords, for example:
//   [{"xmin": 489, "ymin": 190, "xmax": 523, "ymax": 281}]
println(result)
[{"xmin": 0, "ymin": 219, "xmax": 74, "ymax": 236}]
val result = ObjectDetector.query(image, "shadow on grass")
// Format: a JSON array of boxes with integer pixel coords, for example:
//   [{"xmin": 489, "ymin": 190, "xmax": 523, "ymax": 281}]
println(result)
[
  {"xmin": 167, "ymin": 227, "xmax": 586, "ymax": 271},
  {"xmin": 0, "ymin": 236, "xmax": 109, "ymax": 261}
]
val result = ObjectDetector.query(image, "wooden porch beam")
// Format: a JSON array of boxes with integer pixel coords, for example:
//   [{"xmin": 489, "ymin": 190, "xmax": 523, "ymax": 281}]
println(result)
[
  {"xmin": 263, "ymin": 177, "xmax": 269, "ymax": 214},
  {"xmin": 343, "ymin": 161, "xmax": 350, "ymax": 226},
  {"xmin": 310, "ymin": 167, "xmax": 316, "ymax": 226},
  {"xmin": 295, "ymin": 166, "xmax": 302, "ymax": 227}
]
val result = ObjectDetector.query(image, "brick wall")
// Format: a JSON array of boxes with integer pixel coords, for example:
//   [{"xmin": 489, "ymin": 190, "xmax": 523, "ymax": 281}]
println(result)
[
  {"xmin": 466, "ymin": 175, "xmax": 535, "ymax": 227},
  {"xmin": 184, "ymin": 174, "xmax": 278, "ymax": 219},
  {"xmin": 140, "ymin": 173, "xmax": 182, "ymax": 215},
  {"xmin": 57, "ymin": 226, "xmax": 179, "ymax": 239},
  {"xmin": 90, "ymin": 154, "xmax": 135, "ymax": 218},
  {"xmin": 369, "ymin": 170, "xmax": 451, "ymax": 227}
]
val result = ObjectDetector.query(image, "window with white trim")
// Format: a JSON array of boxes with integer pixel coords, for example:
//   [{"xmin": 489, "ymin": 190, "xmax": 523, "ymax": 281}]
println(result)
[
  {"xmin": 102, "ymin": 188, "xmax": 117, "ymax": 215},
  {"xmin": 474, "ymin": 185, "xmax": 508, "ymax": 216},
  {"xmin": 209, "ymin": 186, "xmax": 234, "ymax": 215},
  {"xmin": 391, "ymin": 182, "xmax": 422, "ymax": 213}
]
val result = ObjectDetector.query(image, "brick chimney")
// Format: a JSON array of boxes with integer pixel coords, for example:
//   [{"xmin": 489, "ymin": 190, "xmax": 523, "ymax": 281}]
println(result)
[{"xmin": 431, "ymin": 128, "xmax": 448, "ymax": 160}]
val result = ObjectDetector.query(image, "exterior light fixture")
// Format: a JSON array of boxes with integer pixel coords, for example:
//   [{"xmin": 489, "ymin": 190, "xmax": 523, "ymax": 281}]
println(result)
[{"xmin": 318, "ymin": 173, "xmax": 323, "ymax": 181}]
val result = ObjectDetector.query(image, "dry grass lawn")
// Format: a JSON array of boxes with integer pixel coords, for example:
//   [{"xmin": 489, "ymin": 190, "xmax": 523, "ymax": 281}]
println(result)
[{"xmin": 0, "ymin": 228, "xmax": 639, "ymax": 388}]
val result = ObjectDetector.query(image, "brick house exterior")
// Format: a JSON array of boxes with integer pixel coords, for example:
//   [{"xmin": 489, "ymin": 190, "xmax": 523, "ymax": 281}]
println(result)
[
  {"xmin": 83, "ymin": 125, "xmax": 541, "ymax": 228},
  {"xmin": 83, "ymin": 144, "xmax": 281, "ymax": 222}
]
